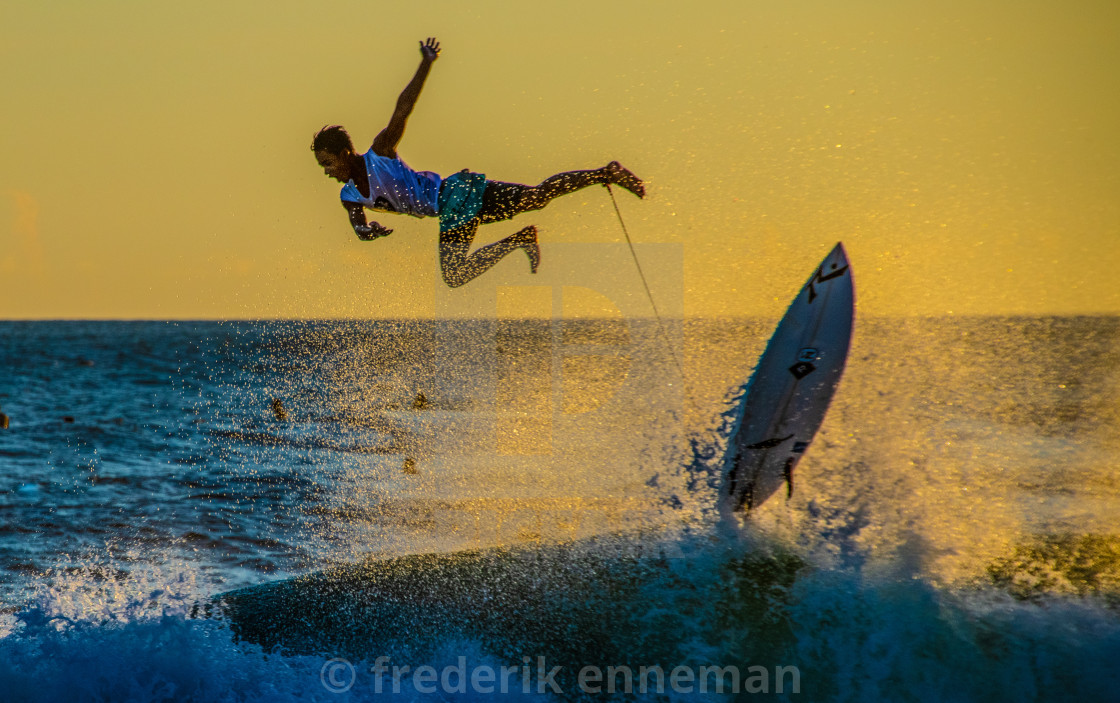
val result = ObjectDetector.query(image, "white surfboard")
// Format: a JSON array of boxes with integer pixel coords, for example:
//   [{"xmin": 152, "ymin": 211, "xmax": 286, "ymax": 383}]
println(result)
[{"xmin": 719, "ymin": 242, "xmax": 854, "ymax": 518}]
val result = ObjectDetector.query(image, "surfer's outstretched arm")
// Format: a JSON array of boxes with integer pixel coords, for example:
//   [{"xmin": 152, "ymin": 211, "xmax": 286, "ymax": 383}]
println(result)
[
  {"xmin": 371, "ymin": 37, "xmax": 440, "ymax": 159},
  {"xmin": 345, "ymin": 202, "xmax": 392, "ymax": 240}
]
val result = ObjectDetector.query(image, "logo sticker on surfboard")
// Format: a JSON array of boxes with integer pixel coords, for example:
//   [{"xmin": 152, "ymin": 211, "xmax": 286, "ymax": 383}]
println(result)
[
  {"xmin": 789, "ymin": 348, "xmax": 820, "ymax": 379},
  {"xmin": 797, "ymin": 348, "xmax": 820, "ymax": 362},
  {"xmin": 807, "ymin": 262, "xmax": 850, "ymax": 304},
  {"xmin": 789, "ymin": 361, "xmax": 816, "ymax": 379}
]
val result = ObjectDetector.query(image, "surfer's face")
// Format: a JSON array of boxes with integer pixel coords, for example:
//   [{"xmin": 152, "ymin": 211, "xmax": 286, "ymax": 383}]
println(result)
[{"xmin": 315, "ymin": 150, "xmax": 351, "ymax": 183}]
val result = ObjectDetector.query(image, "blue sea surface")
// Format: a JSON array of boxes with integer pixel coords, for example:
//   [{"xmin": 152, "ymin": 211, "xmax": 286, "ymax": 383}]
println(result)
[{"xmin": 1, "ymin": 318, "xmax": 1118, "ymax": 701}]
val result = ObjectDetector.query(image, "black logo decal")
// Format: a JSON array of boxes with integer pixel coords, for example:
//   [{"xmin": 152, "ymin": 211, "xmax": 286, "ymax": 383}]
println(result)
[
  {"xmin": 792, "ymin": 441, "xmax": 810, "ymax": 454},
  {"xmin": 789, "ymin": 361, "xmax": 816, "ymax": 379},
  {"xmin": 745, "ymin": 434, "xmax": 794, "ymax": 450},
  {"xmin": 807, "ymin": 261, "xmax": 850, "ymax": 303}
]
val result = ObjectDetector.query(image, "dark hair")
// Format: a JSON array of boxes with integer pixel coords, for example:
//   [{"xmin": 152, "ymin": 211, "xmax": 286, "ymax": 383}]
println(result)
[{"xmin": 311, "ymin": 125, "xmax": 354, "ymax": 155}]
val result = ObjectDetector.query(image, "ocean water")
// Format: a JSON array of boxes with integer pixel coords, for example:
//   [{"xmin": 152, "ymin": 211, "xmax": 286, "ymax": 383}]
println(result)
[{"xmin": 0, "ymin": 317, "xmax": 1118, "ymax": 702}]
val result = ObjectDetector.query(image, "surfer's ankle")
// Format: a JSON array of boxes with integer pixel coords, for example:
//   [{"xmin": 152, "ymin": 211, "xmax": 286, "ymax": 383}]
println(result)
[
  {"xmin": 605, "ymin": 161, "xmax": 645, "ymax": 199},
  {"xmin": 518, "ymin": 226, "xmax": 540, "ymax": 273}
]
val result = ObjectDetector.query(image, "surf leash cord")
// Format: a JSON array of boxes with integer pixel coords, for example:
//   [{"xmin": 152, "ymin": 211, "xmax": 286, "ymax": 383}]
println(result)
[{"xmin": 605, "ymin": 183, "xmax": 688, "ymax": 385}]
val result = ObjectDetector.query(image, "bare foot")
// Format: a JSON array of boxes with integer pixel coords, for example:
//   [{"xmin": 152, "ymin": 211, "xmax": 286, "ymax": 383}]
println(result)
[
  {"xmin": 604, "ymin": 161, "xmax": 645, "ymax": 199},
  {"xmin": 515, "ymin": 226, "xmax": 540, "ymax": 273}
]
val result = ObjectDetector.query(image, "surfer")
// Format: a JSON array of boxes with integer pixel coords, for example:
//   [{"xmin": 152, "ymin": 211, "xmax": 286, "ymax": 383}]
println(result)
[{"xmin": 312, "ymin": 37, "xmax": 645, "ymax": 288}]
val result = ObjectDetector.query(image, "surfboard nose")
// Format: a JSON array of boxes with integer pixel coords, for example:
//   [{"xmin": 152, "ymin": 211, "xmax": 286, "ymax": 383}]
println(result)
[{"xmin": 825, "ymin": 241, "xmax": 850, "ymax": 273}]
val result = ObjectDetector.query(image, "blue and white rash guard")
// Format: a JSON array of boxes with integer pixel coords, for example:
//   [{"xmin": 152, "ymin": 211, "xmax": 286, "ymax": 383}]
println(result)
[{"xmin": 340, "ymin": 149, "xmax": 442, "ymax": 218}]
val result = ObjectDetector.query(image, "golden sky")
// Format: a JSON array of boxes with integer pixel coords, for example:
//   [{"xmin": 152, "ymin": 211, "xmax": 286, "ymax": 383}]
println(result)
[{"xmin": 1, "ymin": 0, "xmax": 1117, "ymax": 319}]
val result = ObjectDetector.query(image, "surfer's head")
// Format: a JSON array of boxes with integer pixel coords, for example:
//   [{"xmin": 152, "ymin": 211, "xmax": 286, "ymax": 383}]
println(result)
[{"xmin": 312, "ymin": 125, "xmax": 356, "ymax": 182}]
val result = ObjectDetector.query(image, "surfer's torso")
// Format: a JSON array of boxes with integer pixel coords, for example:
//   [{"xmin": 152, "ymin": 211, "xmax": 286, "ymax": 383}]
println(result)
[{"xmin": 340, "ymin": 149, "xmax": 441, "ymax": 218}]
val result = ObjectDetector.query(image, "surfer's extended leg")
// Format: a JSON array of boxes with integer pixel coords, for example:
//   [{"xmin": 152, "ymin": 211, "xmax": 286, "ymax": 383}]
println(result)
[
  {"xmin": 472, "ymin": 163, "xmax": 643, "ymax": 226},
  {"xmin": 512, "ymin": 162, "xmax": 645, "ymax": 214},
  {"xmin": 439, "ymin": 220, "xmax": 539, "ymax": 288},
  {"xmin": 526, "ymin": 161, "xmax": 644, "ymax": 208}
]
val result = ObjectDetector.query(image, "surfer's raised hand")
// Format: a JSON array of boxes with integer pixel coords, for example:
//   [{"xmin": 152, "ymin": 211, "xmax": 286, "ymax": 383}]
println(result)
[{"xmin": 419, "ymin": 37, "xmax": 440, "ymax": 62}]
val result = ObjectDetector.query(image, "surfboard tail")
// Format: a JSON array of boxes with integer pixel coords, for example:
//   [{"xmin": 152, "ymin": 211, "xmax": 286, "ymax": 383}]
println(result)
[{"xmin": 719, "ymin": 242, "xmax": 854, "ymax": 519}]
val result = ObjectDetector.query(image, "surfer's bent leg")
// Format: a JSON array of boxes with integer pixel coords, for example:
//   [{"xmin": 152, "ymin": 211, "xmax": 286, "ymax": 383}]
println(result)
[{"xmin": 439, "ymin": 219, "xmax": 539, "ymax": 288}]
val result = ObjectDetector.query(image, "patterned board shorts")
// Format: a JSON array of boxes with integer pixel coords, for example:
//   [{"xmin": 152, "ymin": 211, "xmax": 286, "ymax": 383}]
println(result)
[{"xmin": 438, "ymin": 170, "xmax": 528, "ymax": 232}]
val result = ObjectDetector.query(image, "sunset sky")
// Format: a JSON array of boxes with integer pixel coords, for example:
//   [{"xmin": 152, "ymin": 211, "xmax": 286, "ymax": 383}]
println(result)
[{"xmin": 1, "ymin": 0, "xmax": 1117, "ymax": 319}]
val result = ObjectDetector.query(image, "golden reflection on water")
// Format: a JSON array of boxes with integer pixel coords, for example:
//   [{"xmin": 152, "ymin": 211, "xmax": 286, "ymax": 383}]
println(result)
[{"xmin": 306, "ymin": 315, "xmax": 1119, "ymax": 592}]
